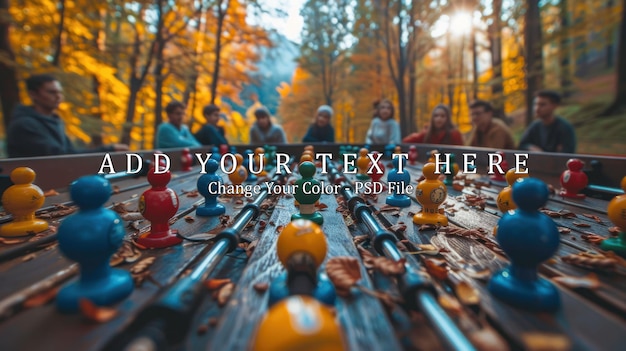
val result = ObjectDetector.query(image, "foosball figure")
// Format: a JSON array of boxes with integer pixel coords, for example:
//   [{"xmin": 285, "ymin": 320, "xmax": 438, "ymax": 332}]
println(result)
[
  {"xmin": 300, "ymin": 152, "xmax": 314, "ymax": 165},
  {"xmin": 56, "ymin": 176, "xmax": 133, "ymax": 313},
  {"xmin": 243, "ymin": 149, "xmax": 257, "ymax": 182},
  {"xmin": 489, "ymin": 178, "xmax": 560, "ymax": 312},
  {"xmin": 136, "ymin": 165, "xmax": 183, "ymax": 248},
  {"xmin": 219, "ymin": 144, "xmax": 229, "ymax": 156},
  {"xmin": 427, "ymin": 149, "xmax": 440, "ymax": 164},
  {"xmin": 408, "ymin": 146, "xmax": 418, "ymax": 165},
  {"xmin": 497, "ymin": 168, "xmax": 529, "ymax": 212},
  {"xmin": 386, "ymin": 156, "xmax": 411, "ymax": 208},
  {"xmin": 384, "ymin": 144, "xmax": 396, "ymax": 159},
  {"xmin": 181, "ymin": 148, "xmax": 192, "ymax": 172},
  {"xmin": 356, "ymin": 148, "xmax": 371, "ymax": 180},
  {"xmin": 369, "ymin": 151, "xmax": 385, "ymax": 188},
  {"xmin": 254, "ymin": 147, "xmax": 268, "ymax": 177},
  {"xmin": 600, "ymin": 176, "xmax": 626, "ymax": 257},
  {"xmin": 441, "ymin": 153, "xmax": 459, "ymax": 186},
  {"xmin": 228, "ymin": 154, "xmax": 248, "ymax": 195},
  {"xmin": 0, "ymin": 167, "xmax": 48, "ymax": 237},
  {"xmin": 490, "ymin": 151, "xmax": 508, "ymax": 182},
  {"xmin": 413, "ymin": 163, "xmax": 448, "ymax": 226},
  {"xmin": 196, "ymin": 159, "xmax": 226, "ymax": 216},
  {"xmin": 394, "ymin": 146, "xmax": 402, "ymax": 155},
  {"xmin": 211, "ymin": 146, "xmax": 221, "ymax": 162},
  {"xmin": 292, "ymin": 162, "xmax": 323, "ymax": 225},
  {"xmin": 268, "ymin": 219, "xmax": 336, "ymax": 306},
  {"xmin": 251, "ymin": 296, "xmax": 345, "ymax": 351},
  {"xmin": 559, "ymin": 158, "xmax": 588, "ymax": 199}
]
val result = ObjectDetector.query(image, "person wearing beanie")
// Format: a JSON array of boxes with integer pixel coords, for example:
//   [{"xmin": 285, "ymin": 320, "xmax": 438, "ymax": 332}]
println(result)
[
  {"xmin": 249, "ymin": 107, "xmax": 287, "ymax": 144},
  {"xmin": 302, "ymin": 105, "xmax": 335, "ymax": 143}
]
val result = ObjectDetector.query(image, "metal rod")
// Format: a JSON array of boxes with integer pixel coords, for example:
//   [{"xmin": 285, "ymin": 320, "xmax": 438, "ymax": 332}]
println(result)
[{"xmin": 418, "ymin": 292, "xmax": 477, "ymax": 351}]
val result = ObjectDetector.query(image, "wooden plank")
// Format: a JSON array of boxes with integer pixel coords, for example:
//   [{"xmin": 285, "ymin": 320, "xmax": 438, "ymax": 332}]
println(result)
[{"xmin": 210, "ymin": 189, "xmax": 402, "ymax": 351}]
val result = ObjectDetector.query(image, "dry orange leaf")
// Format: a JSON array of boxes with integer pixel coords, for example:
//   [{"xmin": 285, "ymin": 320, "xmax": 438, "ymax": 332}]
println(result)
[
  {"xmin": 112, "ymin": 185, "xmax": 120, "ymax": 194},
  {"xmin": 216, "ymin": 282, "xmax": 235, "ymax": 307},
  {"xmin": 521, "ymin": 333, "xmax": 571, "ymax": 351},
  {"xmin": 24, "ymin": 287, "xmax": 60, "ymax": 308},
  {"xmin": 325, "ymin": 256, "xmax": 362, "ymax": 297},
  {"xmin": 79, "ymin": 299, "xmax": 118, "ymax": 323},
  {"xmin": 186, "ymin": 190, "xmax": 200, "ymax": 198},
  {"xmin": 184, "ymin": 216, "xmax": 195, "ymax": 223},
  {"xmin": 469, "ymin": 327, "xmax": 510, "ymax": 351},
  {"xmin": 0, "ymin": 237, "xmax": 26, "ymax": 245},
  {"xmin": 315, "ymin": 202, "xmax": 329, "ymax": 210},
  {"xmin": 437, "ymin": 293, "xmax": 462, "ymax": 316},
  {"xmin": 557, "ymin": 227, "xmax": 571, "ymax": 234},
  {"xmin": 582, "ymin": 213, "xmax": 603, "ymax": 223},
  {"xmin": 130, "ymin": 257, "xmax": 156, "ymax": 274},
  {"xmin": 205, "ymin": 278, "xmax": 231, "ymax": 290},
  {"xmin": 608, "ymin": 227, "xmax": 621, "ymax": 235},
  {"xmin": 552, "ymin": 273, "xmax": 600, "ymax": 289},
  {"xmin": 253, "ymin": 282, "xmax": 269, "ymax": 293},
  {"xmin": 43, "ymin": 189, "xmax": 59, "ymax": 197},
  {"xmin": 424, "ymin": 259, "xmax": 448, "ymax": 280},
  {"xmin": 373, "ymin": 257, "xmax": 406, "ymax": 276},
  {"xmin": 572, "ymin": 222, "xmax": 591, "ymax": 228},
  {"xmin": 454, "ymin": 281, "xmax": 480, "ymax": 305}
]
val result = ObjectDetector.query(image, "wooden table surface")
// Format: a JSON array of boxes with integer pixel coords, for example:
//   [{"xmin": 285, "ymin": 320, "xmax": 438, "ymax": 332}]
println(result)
[{"xmin": 0, "ymin": 145, "xmax": 624, "ymax": 351}]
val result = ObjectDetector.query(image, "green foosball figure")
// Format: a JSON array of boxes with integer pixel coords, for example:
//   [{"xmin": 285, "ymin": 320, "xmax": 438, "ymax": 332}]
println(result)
[{"xmin": 292, "ymin": 161, "xmax": 324, "ymax": 225}]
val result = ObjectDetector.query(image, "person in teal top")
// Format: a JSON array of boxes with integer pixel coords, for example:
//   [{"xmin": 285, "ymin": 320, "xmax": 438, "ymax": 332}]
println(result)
[{"xmin": 156, "ymin": 101, "xmax": 201, "ymax": 149}]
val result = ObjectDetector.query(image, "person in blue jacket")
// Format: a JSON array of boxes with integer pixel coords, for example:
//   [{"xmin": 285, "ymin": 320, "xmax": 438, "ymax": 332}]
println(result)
[
  {"xmin": 155, "ymin": 101, "xmax": 200, "ymax": 149},
  {"xmin": 302, "ymin": 105, "xmax": 335, "ymax": 143},
  {"xmin": 193, "ymin": 104, "xmax": 229, "ymax": 146}
]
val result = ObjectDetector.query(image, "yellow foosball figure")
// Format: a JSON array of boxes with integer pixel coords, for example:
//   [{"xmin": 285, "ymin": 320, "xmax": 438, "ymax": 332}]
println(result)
[
  {"xmin": 413, "ymin": 163, "xmax": 448, "ymax": 226},
  {"xmin": 0, "ymin": 167, "xmax": 49, "ymax": 237}
]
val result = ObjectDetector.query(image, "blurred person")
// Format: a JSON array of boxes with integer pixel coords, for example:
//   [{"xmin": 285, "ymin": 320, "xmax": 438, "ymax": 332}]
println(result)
[
  {"xmin": 193, "ymin": 104, "xmax": 229, "ymax": 146},
  {"xmin": 6, "ymin": 74, "xmax": 128, "ymax": 158},
  {"xmin": 156, "ymin": 101, "xmax": 201, "ymax": 149},
  {"xmin": 249, "ymin": 107, "xmax": 287, "ymax": 144},
  {"xmin": 519, "ymin": 90, "xmax": 576, "ymax": 153},
  {"xmin": 302, "ymin": 105, "xmax": 335, "ymax": 143},
  {"xmin": 402, "ymin": 104, "xmax": 463, "ymax": 145},
  {"xmin": 365, "ymin": 99, "xmax": 401, "ymax": 145},
  {"xmin": 466, "ymin": 100, "xmax": 515, "ymax": 149}
]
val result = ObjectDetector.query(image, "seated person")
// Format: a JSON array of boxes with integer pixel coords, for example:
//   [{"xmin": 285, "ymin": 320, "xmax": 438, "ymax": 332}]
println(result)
[
  {"xmin": 466, "ymin": 100, "xmax": 515, "ymax": 149},
  {"xmin": 6, "ymin": 74, "xmax": 128, "ymax": 158},
  {"xmin": 402, "ymin": 104, "xmax": 463, "ymax": 145},
  {"xmin": 365, "ymin": 99, "xmax": 401, "ymax": 144},
  {"xmin": 249, "ymin": 107, "xmax": 287, "ymax": 144},
  {"xmin": 156, "ymin": 101, "xmax": 201, "ymax": 149},
  {"xmin": 519, "ymin": 90, "xmax": 576, "ymax": 153},
  {"xmin": 193, "ymin": 104, "xmax": 229, "ymax": 146},
  {"xmin": 302, "ymin": 105, "xmax": 335, "ymax": 143}
]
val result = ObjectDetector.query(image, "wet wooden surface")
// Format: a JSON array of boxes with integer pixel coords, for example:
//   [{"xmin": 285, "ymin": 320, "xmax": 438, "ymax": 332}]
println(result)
[{"xmin": 0, "ymin": 147, "xmax": 624, "ymax": 351}]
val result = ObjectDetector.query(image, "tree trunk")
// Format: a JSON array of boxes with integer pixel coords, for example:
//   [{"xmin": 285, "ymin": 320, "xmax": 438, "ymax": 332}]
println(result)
[
  {"xmin": 121, "ymin": 77, "xmax": 142, "ymax": 145},
  {"xmin": 606, "ymin": 0, "xmax": 615, "ymax": 68},
  {"xmin": 604, "ymin": 0, "xmax": 626, "ymax": 115},
  {"xmin": 210, "ymin": 0, "xmax": 229, "ymax": 105},
  {"xmin": 524, "ymin": 0, "xmax": 544, "ymax": 126},
  {"xmin": 52, "ymin": 0, "xmax": 66, "ymax": 66},
  {"xmin": 0, "ymin": 0, "xmax": 20, "ymax": 129},
  {"xmin": 153, "ymin": 0, "xmax": 166, "ymax": 131},
  {"xmin": 471, "ymin": 26, "xmax": 478, "ymax": 100},
  {"xmin": 559, "ymin": 0, "xmax": 572, "ymax": 98},
  {"xmin": 489, "ymin": 0, "xmax": 504, "ymax": 120}
]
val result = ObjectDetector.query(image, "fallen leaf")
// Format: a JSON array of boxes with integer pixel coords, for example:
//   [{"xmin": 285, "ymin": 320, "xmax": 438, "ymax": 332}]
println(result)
[
  {"xmin": 315, "ymin": 203, "xmax": 329, "ymax": 210},
  {"xmin": 43, "ymin": 189, "xmax": 59, "ymax": 197},
  {"xmin": 521, "ymin": 333, "xmax": 571, "ymax": 351},
  {"xmin": 454, "ymin": 281, "xmax": 480, "ymax": 305},
  {"xmin": 197, "ymin": 324, "xmax": 209, "ymax": 335},
  {"xmin": 246, "ymin": 239, "xmax": 259, "ymax": 258},
  {"xmin": 205, "ymin": 278, "xmax": 231, "ymax": 290},
  {"xmin": 582, "ymin": 213, "xmax": 603, "ymax": 224},
  {"xmin": 469, "ymin": 327, "xmax": 510, "ymax": 351},
  {"xmin": 79, "ymin": 299, "xmax": 118, "ymax": 323},
  {"xmin": 0, "ymin": 237, "xmax": 27, "ymax": 245},
  {"xmin": 24, "ymin": 287, "xmax": 60, "ymax": 308},
  {"xmin": 276, "ymin": 225, "xmax": 284, "ymax": 233},
  {"xmin": 580, "ymin": 233, "xmax": 605, "ymax": 244},
  {"xmin": 373, "ymin": 257, "xmax": 406, "ymax": 276},
  {"xmin": 572, "ymin": 222, "xmax": 591, "ymax": 228},
  {"xmin": 561, "ymin": 252, "xmax": 616, "ymax": 270},
  {"xmin": 452, "ymin": 183, "xmax": 464, "ymax": 191},
  {"xmin": 437, "ymin": 293, "xmax": 462, "ymax": 316},
  {"xmin": 608, "ymin": 227, "xmax": 621, "ymax": 235},
  {"xmin": 389, "ymin": 223, "xmax": 407, "ymax": 233},
  {"xmin": 557, "ymin": 227, "xmax": 571, "ymax": 234},
  {"xmin": 418, "ymin": 224, "xmax": 437, "ymax": 231},
  {"xmin": 184, "ymin": 216, "xmax": 195, "ymax": 223},
  {"xmin": 112, "ymin": 202, "xmax": 130, "ymax": 214},
  {"xmin": 112, "ymin": 185, "xmax": 120, "ymax": 194},
  {"xmin": 121, "ymin": 212, "xmax": 143, "ymax": 221},
  {"xmin": 424, "ymin": 259, "xmax": 448, "ymax": 280},
  {"xmin": 186, "ymin": 190, "xmax": 200, "ymax": 198},
  {"xmin": 22, "ymin": 253, "xmax": 36, "ymax": 262},
  {"xmin": 130, "ymin": 257, "xmax": 156, "ymax": 274},
  {"xmin": 253, "ymin": 282, "xmax": 269, "ymax": 293},
  {"xmin": 109, "ymin": 255, "xmax": 124, "ymax": 267},
  {"xmin": 552, "ymin": 273, "xmax": 600, "ymax": 289},
  {"xmin": 216, "ymin": 282, "xmax": 235, "ymax": 307},
  {"xmin": 353, "ymin": 235, "xmax": 369, "ymax": 245},
  {"xmin": 326, "ymin": 256, "xmax": 362, "ymax": 297},
  {"xmin": 558, "ymin": 210, "xmax": 577, "ymax": 219}
]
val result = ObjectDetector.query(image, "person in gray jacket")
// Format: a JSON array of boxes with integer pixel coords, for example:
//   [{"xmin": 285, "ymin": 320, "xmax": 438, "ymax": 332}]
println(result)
[
  {"xmin": 249, "ymin": 107, "xmax": 287, "ymax": 144},
  {"xmin": 6, "ymin": 74, "xmax": 128, "ymax": 158}
]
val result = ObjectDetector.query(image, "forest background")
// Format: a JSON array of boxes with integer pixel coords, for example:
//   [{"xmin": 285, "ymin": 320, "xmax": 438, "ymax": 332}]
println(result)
[{"xmin": 0, "ymin": 0, "xmax": 624, "ymax": 156}]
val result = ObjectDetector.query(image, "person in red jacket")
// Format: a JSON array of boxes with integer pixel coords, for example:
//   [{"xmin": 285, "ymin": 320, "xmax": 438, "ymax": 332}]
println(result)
[{"xmin": 402, "ymin": 104, "xmax": 463, "ymax": 145}]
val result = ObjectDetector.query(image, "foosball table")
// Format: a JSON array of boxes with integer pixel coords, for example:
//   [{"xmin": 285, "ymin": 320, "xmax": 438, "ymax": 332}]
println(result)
[{"xmin": 0, "ymin": 144, "xmax": 625, "ymax": 351}]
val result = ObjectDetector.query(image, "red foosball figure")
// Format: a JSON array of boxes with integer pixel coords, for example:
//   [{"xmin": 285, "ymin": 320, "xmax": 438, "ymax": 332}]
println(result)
[
  {"xmin": 181, "ymin": 148, "xmax": 192, "ymax": 172},
  {"xmin": 559, "ymin": 158, "xmax": 587, "ymax": 199},
  {"xmin": 136, "ymin": 166, "xmax": 182, "ymax": 248}
]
